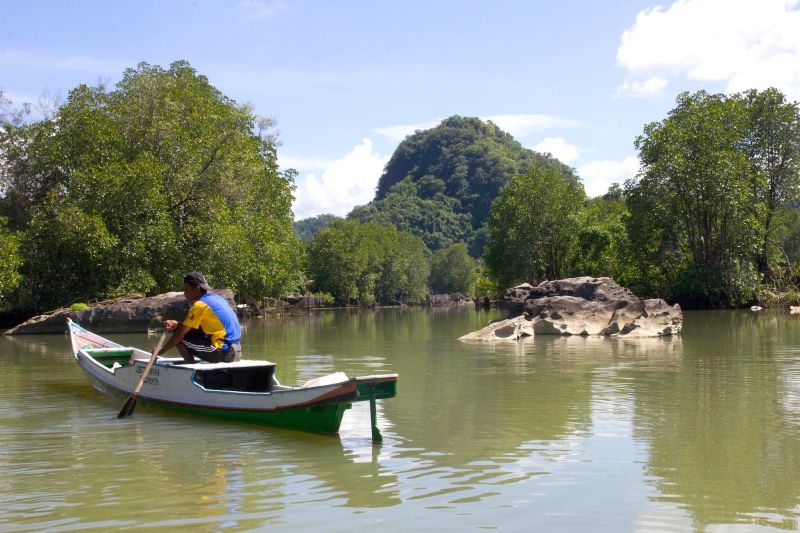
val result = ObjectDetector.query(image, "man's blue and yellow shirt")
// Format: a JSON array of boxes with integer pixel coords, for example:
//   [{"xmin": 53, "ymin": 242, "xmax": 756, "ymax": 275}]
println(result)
[{"xmin": 183, "ymin": 293, "xmax": 241, "ymax": 350}]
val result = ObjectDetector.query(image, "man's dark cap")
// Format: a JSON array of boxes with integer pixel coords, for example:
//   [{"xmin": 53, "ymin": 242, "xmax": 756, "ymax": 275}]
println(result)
[{"xmin": 184, "ymin": 271, "xmax": 212, "ymax": 291}]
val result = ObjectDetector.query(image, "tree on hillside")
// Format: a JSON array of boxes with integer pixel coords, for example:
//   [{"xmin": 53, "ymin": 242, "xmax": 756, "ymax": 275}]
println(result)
[
  {"xmin": 307, "ymin": 219, "xmax": 429, "ymax": 305},
  {"xmin": 429, "ymin": 243, "xmax": 476, "ymax": 294},
  {"xmin": 349, "ymin": 178, "xmax": 471, "ymax": 251},
  {"xmin": 0, "ymin": 62, "xmax": 303, "ymax": 310},
  {"xmin": 351, "ymin": 116, "xmax": 576, "ymax": 254},
  {"xmin": 485, "ymin": 166, "xmax": 585, "ymax": 289}
]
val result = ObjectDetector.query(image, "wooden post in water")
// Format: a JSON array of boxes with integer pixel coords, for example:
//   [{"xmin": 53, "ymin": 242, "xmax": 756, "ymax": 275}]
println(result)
[{"xmin": 367, "ymin": 383, "xmax": 383, "ymax": 443}]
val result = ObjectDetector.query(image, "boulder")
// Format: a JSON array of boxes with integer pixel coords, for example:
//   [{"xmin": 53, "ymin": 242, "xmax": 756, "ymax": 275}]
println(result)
[
  {"xmin": 4, "ymin": 289, "xmax": 237, "ymax": 335},
  {"xmin": 459, "ymin": 277, "xmax": 681, "ymax": 341}
]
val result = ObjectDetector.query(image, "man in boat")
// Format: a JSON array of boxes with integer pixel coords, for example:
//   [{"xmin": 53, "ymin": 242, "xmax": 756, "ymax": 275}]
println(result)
[{"xmin": 157, "ymin": 272, "xmax": 242, "ymax": 364}]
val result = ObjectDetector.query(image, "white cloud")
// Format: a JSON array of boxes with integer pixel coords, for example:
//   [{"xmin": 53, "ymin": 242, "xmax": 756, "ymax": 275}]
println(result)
[
  {"xmin": 373, "ymin": 121, "xmax": 437, "ymax": 142},
  {"xmin": 532, "ymin": 137, "xmax": 579, "ymax": 164},
  {"xmin": 483, "ymin": 114, "xmax": 579, "ymax": 137},
  {"xmin": 617, "ymin": 0, "xmax": 800, "ymax": 98},
  {"xmin": 278, "ymin": 155, "xmax": 334, "ymax": 172},
  {"xmin": 238, "ymin": 0, "xmax": 286, "ymax": 19},
  {"xmin": 374, "ymin": 113, "xmax": 578, "ymax": 143},
  {"xmin": 577, "ymin": 156, "xmax": 640, "ymax": 197},
  {"xmin": 0, "ymin": 47, "xmax": 124, "ymax": 74},
  {"xmin": 0, "ymin": 89, "xmax": 38, "ymax": 106},
  {"xmin": 617, "ymin": 75, "xmax": 668, "ymax": 96},
  {"xmin": 292, "ymin": 138, "xmax": 388, "ymax": 220}
]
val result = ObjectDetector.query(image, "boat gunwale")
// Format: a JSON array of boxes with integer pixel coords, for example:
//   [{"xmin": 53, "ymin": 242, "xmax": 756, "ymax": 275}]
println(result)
[{"xmin": 75, "ymin": 350, "xmax": 360, "ymax": 404}]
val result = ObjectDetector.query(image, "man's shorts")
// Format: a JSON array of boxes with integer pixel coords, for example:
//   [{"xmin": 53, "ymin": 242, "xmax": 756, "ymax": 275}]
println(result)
[{"xmin": 181, "ymin": 329, "xmax": 241, "ymax": 363}]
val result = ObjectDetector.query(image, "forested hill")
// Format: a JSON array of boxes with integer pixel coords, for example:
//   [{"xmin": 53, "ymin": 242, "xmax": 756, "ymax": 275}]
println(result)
[{"xmin": 348, "ymin": 116, "xmax": 575, "ymax": 255}]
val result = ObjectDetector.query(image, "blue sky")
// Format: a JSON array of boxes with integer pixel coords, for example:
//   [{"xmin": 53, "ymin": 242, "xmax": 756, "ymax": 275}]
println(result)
[{"xmin": 2, "ymin": 0, "xmax": 799, "ymax": 219}]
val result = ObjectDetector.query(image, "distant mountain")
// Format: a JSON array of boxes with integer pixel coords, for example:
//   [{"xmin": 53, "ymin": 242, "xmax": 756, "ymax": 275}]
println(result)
[
  {"xmin": 293, "ymin": 213, "xmax": 341, "ymax": 241},
  {"xmin": 348, "ymin": 116, "xmax": 576, "ymax": 255}
]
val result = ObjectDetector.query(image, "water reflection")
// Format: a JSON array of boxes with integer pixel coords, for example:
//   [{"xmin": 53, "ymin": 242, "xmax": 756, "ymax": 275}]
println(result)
[
  {"xmin": 3, "ymin": 308, "xmax": 800, "ymax": 530},
  {"xmin": 630, "ymin": 311, "xmax": 800, "ymax": 530},
  {"xmin": 0, "ymin": 403, "xmax": 402, "ymax": 530}
]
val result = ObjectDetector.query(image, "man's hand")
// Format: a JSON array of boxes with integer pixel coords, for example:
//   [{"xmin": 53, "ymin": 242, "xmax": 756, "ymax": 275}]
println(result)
[{"xmin": 164, "ymin": 319, "xmax": 179, "ymax": 331}]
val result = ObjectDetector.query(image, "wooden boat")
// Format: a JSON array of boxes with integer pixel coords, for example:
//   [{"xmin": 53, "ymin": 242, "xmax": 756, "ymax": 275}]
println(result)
[{"xmin": 67, "ymin": 319, "xmax": 397, "ymax": 438}]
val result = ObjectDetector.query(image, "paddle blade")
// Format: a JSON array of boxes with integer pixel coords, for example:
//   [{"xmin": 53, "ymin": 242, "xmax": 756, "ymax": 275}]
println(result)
[{"xmin": 117, "ymin": 394, "xmax": 138, "ymax": 418}]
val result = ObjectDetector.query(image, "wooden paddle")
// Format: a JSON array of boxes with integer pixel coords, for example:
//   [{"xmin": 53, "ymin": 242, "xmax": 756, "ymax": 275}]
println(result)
[{"xmin": 117, "ymin": 331, "xmax": 167, "ymax": 419}]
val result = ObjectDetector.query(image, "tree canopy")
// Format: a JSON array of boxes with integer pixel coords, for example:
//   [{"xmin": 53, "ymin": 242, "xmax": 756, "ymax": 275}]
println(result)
[
  {"xmin": 485, "ymin": 165, "xmax": 585, "ymax": 289},
  {"xmin": 429, "ymin": 243, "xmax": 476, "ymax": 294},
  {"xmin": 0, "ymin": 61, "xmax": 303, "ymax": 310},
  {"xmin": 0, "ymin": 217, "xmax": 21, "ymax": 304},
  {"xmin": 307, "ymin": 219, "xmax": 429, "ymax": 305},
  {"xmin": 626, "ymin": 89, "xmax": 800, "ymax": 307},
  {"xmin": 570, "ymin": 190, "xmax": 636, "ymax": 286}
]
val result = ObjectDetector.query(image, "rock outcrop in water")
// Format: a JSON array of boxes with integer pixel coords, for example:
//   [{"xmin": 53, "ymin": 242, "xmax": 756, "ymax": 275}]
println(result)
[
  {"xmin": 4, "ymin": 290, "xmax": 237, "ymax": 335},
  {"xmin": 459, "ymin": 277, "xmax": 682, "ymax": 341}
]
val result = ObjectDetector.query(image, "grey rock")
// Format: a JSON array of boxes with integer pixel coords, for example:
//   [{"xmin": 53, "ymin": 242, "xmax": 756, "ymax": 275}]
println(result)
[
  {"xmin": 460, "ymin": 277, "xmax": 682, "ymax": 341},
  {"xmin": 4, "ymin": 289, "xmax": 237, "ymax": 335}
]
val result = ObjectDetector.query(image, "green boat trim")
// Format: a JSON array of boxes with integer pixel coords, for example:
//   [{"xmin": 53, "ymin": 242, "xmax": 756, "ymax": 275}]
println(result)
[
  {"xmin": 139, "ymin": 396, "xmax": 353, "ymax": 434},
  {"xmin": 353, "ymin": 375, "xmax": 398, "ymax": 442}
]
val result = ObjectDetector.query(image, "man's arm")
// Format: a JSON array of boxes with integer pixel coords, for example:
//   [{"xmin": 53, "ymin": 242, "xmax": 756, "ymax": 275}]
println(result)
[{"xmin": 158, "ymin": 320, "xmax": 191, "ymax": 355}]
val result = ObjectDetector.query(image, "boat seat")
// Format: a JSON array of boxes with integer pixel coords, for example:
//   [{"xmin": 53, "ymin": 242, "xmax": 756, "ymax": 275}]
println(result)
[
  {"xmin": 194, "ymin": 365, "xmax": 274, "ymax": 392},
  {"xmin": 85, "ymin": 348, "xmax": 135, "ymax": 368}
]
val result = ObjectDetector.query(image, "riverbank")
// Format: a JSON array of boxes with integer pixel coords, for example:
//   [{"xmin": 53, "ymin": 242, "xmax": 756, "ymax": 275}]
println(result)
[{"xmin": 1, "ymin": 291, "xmax": 491, "ymax": 334}]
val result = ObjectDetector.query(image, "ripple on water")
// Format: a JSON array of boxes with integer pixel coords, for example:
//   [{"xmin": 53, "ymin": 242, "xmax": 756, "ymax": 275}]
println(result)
[{"xmin": 4, "ymin": 309, "xmax": 800, "ymax": 531}]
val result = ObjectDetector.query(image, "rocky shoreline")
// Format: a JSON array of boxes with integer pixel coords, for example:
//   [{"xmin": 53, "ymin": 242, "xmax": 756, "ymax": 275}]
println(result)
[
  {"xmin": 3, "ymin": 290, "xmax": 237, "ymax": 335},
  {"xmin": 3, "ymin": 278, "xmax": 678, "ymax": 337},
  {"xmin": 3, "ymin": 290, "xmax": 485, "ymax": 334}
]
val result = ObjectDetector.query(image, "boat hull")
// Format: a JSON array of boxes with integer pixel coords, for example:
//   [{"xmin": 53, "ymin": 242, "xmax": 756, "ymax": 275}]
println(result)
[
  {"xmin": 67, "ymin": 319, "xmax": 396, "ymax": 436},
  {"xmin": 81, "ymin": 370, "xmax": 352, "ymax": 433}
]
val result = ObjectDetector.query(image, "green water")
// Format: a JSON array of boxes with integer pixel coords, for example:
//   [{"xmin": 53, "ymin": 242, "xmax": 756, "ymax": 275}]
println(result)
[{"xmin": 2, "ymin": 308, "xmax": 800, "ymax": 531}]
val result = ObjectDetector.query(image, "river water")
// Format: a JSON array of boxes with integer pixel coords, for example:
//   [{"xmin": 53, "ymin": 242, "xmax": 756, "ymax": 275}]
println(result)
[{"xmin": 1, "ymin": 308, "xmax": 800, "ymax": 532}]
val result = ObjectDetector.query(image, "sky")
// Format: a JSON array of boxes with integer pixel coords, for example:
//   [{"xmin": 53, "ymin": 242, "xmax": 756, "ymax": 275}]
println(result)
[{"xmin": 2, "ymin": 0, "xmax": 800, "ymax": 220}]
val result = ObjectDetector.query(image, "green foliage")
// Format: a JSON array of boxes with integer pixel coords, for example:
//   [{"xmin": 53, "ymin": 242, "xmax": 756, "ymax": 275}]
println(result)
[
  {"xmin": 429, "ymin": 243, "xmax": 476, "ymax": 294},
  {"xmin": 307, "ymin": 219, "xmax": 430, "ymax": 305},
  {"xmin": 779, "ymin": 207, "xmax": 800, "ymax": 282},
  {"xmin": 756, "ymin": 285, "xmax": 800, "ymax": 307},
  {"xmin": 0, "ymin": 217, "xmax": 22, "ymax": 305},
  {"xmin": 70, "ymin": 303, "xmax": 89, "ymax": 312},
  {"xmin": 349, "ymin": 178, "xmax": 472, "ymax": 251},
  {"xmin": 473, "ymin": 265, "xmax": 499, "ymax": 297},
  {"xmin": 19, "ymin": 200, "xmax": 120, "ymax": 309},
  {"xmin": 738, "ymin": 88, "xmax": 800, "ymax": 281},
  {"xmin": 351, "ymin": 116, "xmax": 576, "ymax": 255},
  {"xmin": 626, "ymin": 89, "xmax": 800, "ymax": 307},
  {"xmin": 485, "ymin": 166, "xmax": 585, "ymax": 289},
  {"xmin": 293, "ymin": 214, "xmax": 341, "ymax": 241},
  {"xmin": 312, "ymin": 292, "xmax": 335, "ymax": 306},
  {"xmin": 0, "ymin": 62, "xmax": 303, "ymax": 310},
  {"xmin": 571, "ymin": 194, "xmax": 637, "ymax": 286}
]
